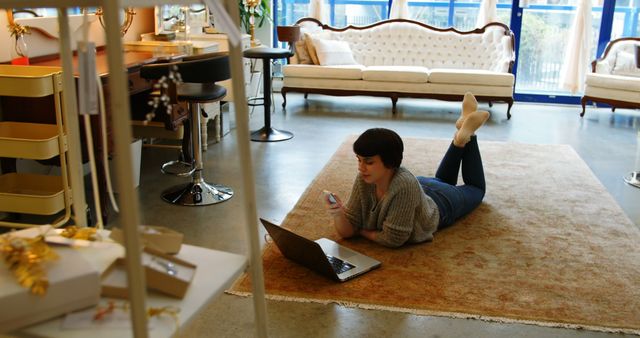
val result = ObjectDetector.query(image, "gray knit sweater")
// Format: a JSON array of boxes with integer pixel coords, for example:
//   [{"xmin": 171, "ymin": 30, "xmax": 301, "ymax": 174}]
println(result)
[{"xmin": 344, "ymin": 167, "xmax": 440, "ymax": 248}]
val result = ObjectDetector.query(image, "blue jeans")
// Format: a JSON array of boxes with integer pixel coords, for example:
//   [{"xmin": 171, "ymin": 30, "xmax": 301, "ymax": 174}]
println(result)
[{"xmin": 417, "ymin": 136, "xmax": 485, "ymax": 229}]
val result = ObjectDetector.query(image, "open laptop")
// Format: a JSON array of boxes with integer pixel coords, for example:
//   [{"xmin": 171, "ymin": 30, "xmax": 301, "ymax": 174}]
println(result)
[{"xmin": 260, "ymin": 218, "xmax": 381, "ymax": 282}]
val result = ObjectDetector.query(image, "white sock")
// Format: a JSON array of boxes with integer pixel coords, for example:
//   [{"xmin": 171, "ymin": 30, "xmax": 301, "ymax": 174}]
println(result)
[
  {"xmin": 454, "ymin": 110, "xmax": 489, "ymax": 146},
  {"xmin": 456, "ymin": 92, "xmax": 478, "ymax": 130}
]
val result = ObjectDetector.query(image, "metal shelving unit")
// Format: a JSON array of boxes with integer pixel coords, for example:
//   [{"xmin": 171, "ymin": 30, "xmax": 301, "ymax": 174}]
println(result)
[{"xmin": 0, "ymin": 66, "xmax": 73, "ymax": 227}]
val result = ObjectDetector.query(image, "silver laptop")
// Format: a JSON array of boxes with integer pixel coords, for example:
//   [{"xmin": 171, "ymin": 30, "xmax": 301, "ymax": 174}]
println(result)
[{"xmin": 260, "ymin": 218, "xmax": 381, "ymax": 282}]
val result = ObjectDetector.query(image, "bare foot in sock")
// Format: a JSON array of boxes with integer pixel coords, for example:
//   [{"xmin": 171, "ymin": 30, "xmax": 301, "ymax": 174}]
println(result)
[
  {"xmin": 455, "ymin": 92, "xmax": 478, "ymax": 130},
  {"xmin": 454, "ymin": 110, "xmax": 489, "ymax": 147}
]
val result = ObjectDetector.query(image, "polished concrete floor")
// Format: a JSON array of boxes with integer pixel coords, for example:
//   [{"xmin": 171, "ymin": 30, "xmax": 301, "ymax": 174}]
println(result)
[{"xmin": 118, "ymin": 93, "xmax": 639, "ymax": 337}]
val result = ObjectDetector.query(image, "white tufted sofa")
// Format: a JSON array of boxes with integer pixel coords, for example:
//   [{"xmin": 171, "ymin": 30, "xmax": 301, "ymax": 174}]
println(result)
[
  {"xmin": 282, "ymin": 18, "xmax": 516, "ymax": 118},
  {"xmin": 581, "ymin": 37, "xmax": 640, "ymax": 117}
]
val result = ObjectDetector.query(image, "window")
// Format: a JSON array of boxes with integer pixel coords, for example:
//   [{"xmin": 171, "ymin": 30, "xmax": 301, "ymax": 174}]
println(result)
[
  {"xmin": 611, "ymin": 0, "xmax": 640, "ymax": 38},
  {"xmin": 274, "ymin": 0, "xmax": 638, "ymax": 102}
]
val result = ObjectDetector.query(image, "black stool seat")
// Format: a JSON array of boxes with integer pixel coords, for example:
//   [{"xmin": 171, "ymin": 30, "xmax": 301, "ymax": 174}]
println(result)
[
  {"xmin": 243, "ymin": 47, "xmax": 291, "ymax": 59},
  {"xmin": 177, "ymin": 83, "xmax": 227, "ymax": 102}
]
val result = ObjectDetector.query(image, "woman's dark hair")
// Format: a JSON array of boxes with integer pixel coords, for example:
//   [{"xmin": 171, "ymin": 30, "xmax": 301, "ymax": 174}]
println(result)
[{"xmin": 353, "ymin": 128, "xmax": 404, "ymax": 168}]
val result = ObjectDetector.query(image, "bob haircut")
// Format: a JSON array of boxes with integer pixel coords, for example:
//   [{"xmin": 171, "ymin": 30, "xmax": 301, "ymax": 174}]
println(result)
[{"xmin": 353, "ymin": 128, "xmax": 404, "ymax": 169}]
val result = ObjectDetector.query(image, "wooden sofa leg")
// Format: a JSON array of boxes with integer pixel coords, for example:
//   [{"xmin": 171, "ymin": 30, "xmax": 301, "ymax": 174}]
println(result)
[
  {"xmin": 391, "ymin": 95, "xmax": 398, "ymax": 114},
  {"xmin": 580, "ymin": 97, "xmax": 587, "ymax": 117},
  {"xmin": 304, "ymin": 93, "xmax": 308, "ymax": 99},
  {"xmin": 281, "ymin": 89, "xmax": 287, "ymax": 108},
  {"xmin": 506, "ymin": 100, "xmax": 513, "ymax": 120}
]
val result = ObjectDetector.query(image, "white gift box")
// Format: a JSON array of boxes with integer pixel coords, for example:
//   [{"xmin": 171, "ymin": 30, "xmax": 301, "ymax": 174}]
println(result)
[{"xmin": 0, "ymin": 239, "xmax": 101, "ymax": 333}]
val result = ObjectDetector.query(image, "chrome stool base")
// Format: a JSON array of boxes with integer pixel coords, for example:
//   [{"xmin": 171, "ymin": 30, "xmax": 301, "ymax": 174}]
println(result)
[
  {"xmin": 162, "ymin": 181, "xmax": 233, "ymax": 206},
  {"xmin": 161, "ymin": 160, "xmax": 195, "ymax": 177},
  {"xmin": 624, "ymin": 171, "xmax": 640, "ymax": 188}
]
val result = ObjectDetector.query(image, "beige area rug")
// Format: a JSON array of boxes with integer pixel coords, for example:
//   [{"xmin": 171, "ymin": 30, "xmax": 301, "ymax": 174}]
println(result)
[{"xmin": 228, "ymin": 137, "xmax": 640, "ymax": 334}]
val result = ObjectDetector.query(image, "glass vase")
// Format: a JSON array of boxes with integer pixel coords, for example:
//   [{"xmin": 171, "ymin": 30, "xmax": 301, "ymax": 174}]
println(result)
[{"xmin": 11, "ymin": 34, "xmax": 29, "ymax": 66}]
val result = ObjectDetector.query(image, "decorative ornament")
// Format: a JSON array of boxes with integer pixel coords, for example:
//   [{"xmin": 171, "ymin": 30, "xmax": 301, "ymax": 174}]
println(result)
[
  {"xmin": 94, "ymin": 7, "xmax": 137, "ymax": 36},
  {"xmin": 146, "ymin": 64, "xmax": 183, "ymax": 124},
  {"xmin": 8, "ymin": 22, "xmax": 29, "ymax": 37},
  {"xmin": 0, "ymin": 233, "xmax": 58, "ymax": 296},
  {"xmin": 93, "ymin": 301, "xmax": 181, "ymax": 331},
  {"xmin": 59, "ymin": 226, "xmax": 99, "ymax": 241},
  {"xmin": 245, "ymin": 0, "xmax": 261, "ymax": 45},
  {"xmin": 93, "ymin": 300, "xmax": 117, "ymax": 321},
  {"xmin": 147, "ymin": 305, "xmax": 180, "ymax": 326}
]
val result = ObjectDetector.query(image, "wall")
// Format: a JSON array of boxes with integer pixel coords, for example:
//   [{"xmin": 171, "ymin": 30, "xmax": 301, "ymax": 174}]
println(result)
[
  {"xmin": 0, "ymin": 8, "xmax": 155, "ymax": 63},
  {"xmin": 0, "ymin": 6, "xmax": 276, "ymax": 59},
  {"xmin": 254, "ymin": 0, "xmax": 274, "ymax": 47}
]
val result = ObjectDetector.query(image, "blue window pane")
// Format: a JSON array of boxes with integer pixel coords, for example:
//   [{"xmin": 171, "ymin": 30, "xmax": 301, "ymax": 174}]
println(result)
[{"xmin": 611, "ymin": 0, "xmax": 640, "ymax": 38}]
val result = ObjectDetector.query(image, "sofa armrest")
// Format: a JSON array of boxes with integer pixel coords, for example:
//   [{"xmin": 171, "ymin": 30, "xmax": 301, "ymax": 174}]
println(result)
[
  {"xmin": 594, "ymin": 59, "xmax": 613, "ymax": 74},
  {"xmin": 591, "ymin": 37, "xmax": 640, "ymax": 74}
]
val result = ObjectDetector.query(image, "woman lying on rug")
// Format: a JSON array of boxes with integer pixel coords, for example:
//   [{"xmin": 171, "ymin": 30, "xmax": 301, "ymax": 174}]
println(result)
[{"xmin": 324, "ymin": 93, "xmax": 489, "ymax": 248}]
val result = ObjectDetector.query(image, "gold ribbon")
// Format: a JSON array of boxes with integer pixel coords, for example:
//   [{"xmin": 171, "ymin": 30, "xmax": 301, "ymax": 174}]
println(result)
[
  {"xmin": 148, "ymin": 305, "xmax": 181, "ymax": 330},
  {"xmin": 93, "ymin": 301, "xmax": 181, "ymax": 332},
  {"xmin": 60, "ymin": 226, "xmax": 99, "ymax": 241},
  {"xmin": 0, "ymin": 234, "xmax": 58, "ymax": 296},
  {"xmin": 8, "ymin": 22, "xmax": 30, "ymax": 38}
]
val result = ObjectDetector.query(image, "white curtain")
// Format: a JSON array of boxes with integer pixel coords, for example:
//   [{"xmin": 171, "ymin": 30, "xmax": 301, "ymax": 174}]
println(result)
[
  {"xmin": 309, "ymin": 0, "xmax": 325, "ymax": 22},
  {"xmin": 389, "ymin": 0, "xmax": 410, "ymax": 19},
  {"xmin": 559, "ymin": 0, "xmax": 593, "ymax": 94},
  {"xmin": 475, "ymin": 0, "xmax": 498, "ymax": 28}
]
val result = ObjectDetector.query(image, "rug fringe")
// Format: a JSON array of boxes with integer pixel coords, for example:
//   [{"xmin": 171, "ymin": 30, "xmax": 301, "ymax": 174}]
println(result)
[{"xmin": 224, "ymin": 289, "xmax": 640, "ymax": 335}]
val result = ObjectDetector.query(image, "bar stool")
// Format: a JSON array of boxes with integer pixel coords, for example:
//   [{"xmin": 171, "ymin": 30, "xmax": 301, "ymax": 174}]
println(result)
[
  {"xmin": 140, "ymin": 53, "xmax": 233, "ymax": 206},
  {"xmin": 243, "ymin": 47, "xmax": 293, "ymax": 142}
]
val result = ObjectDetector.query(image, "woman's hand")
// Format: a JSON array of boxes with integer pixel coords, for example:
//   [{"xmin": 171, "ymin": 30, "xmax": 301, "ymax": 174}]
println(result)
[
  {"xmin": 322, "ymin": 190, "xmax": 356, "ymax": 238},
  {"xmin": 323, "ymin": 190, "xmax": 344, "ymax": 217}
]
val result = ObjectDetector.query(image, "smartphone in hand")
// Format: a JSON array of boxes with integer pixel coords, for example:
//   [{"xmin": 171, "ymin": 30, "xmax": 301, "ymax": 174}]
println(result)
[
  {"xmin": 323, "ymin": 190, "xmax": 338, "ymax": 205},
  {"xmin": 328, "ymin": 193, "xmax": 337, "ymax": 205}
]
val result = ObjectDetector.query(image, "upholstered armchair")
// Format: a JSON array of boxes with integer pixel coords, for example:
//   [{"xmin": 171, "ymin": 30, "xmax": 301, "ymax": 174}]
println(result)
[{"xmin": 581, "ymin": 37, "xmax": 640, "ymax": 117}]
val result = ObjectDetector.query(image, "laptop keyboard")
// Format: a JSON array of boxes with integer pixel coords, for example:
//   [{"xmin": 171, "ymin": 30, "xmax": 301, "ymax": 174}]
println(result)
[{"xmin": 326, "ymin": 255, "xmax": 356, "ymax": 274}]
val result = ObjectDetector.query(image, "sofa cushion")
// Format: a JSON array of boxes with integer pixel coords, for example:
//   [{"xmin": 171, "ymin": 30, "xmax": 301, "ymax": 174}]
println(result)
[
  {"xmin": 585, "ymin": 86, "xmax": 640, "ymax": 104},
  {"xmin": 311, "ymin": 38, "xmax": 359, "ymax": 66},
  {"xmin": 612, "ymin": 51, "xmax": 640, "ymax": 77},
  {"xmin": 283, "ymin": 64, "xmax": 365, "ymax": 80},
  {"xmin": 283, "ymin": 77, "xmax": 515, "ymax": 97},
  {"xmin": 362, "ymin": 66, "xmax": 429, "ymax": 83},
  {"xmin": 314, "ymin": 23, "xmax": 513, "ymax": 72},
  {"xmin": 428, "ymin": 69, "xmax": 514, "ymax": 86},
  {"xmin": 294, "ymin": 40, "xmax": 313, "ymax": 65},
  {"xmin": 585, "ymin": 73, "xmax": 640, "ymax": 92},
  {"xmin": 304, "ymin": 32, "xmax": 330, "ymax": 65},
  {"xmin": 304, "ymin": 33, "xmax": 320, "ymax": 65}
]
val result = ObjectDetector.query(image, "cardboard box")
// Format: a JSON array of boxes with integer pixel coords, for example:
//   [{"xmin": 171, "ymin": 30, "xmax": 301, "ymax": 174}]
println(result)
[
  {"xmin": 101, "ymin": 247, "xmax": 196, "ymax": 299},
  {"xmin": 110, "ymin": 225, "xmax": 183, "ymax": 254},
  {"xmin": 99, "ymin": 258, "xmax": 130, "ymax": 300},
  {"xmin": 0, "ymin": 244, "xmax": 100, "ymax": 333}
]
